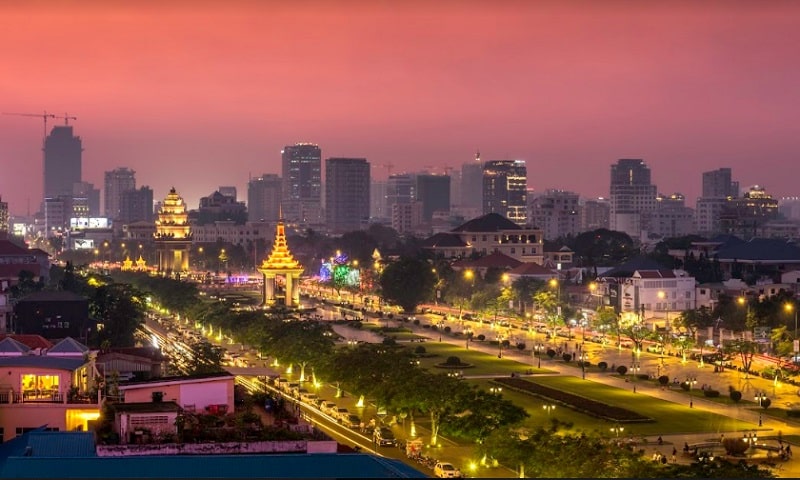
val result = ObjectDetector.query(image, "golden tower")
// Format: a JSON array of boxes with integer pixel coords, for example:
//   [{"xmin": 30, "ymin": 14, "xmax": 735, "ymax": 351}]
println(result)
[
  {"xmin": 154, "ymin": 187, "xmax": 192, "ymax": 275},
  {"xmin": 257, "ymin": 211, "xmax": 303, "ymax": 307}
]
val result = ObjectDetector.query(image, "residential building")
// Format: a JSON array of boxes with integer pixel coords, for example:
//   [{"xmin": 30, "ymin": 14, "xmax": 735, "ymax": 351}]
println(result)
[
  {"xmin": 779, "ymin": 197, "xmax": 800, "ymax": 222},
  {"xmin": 702, "ymin": 168, "xmax": 739, "ymax": 198},
  {"xmin": 641, "ymin": 193, "xmax": 695, "ymax": 239},
  {"xmin": 415, "ymin": 174, "xmax": 450, "ymax": 221},
  {"xmin": 43, "ymin": 126, "xmax": 82, "ymax": 205},
  {"xmin": 325, "ymin": 158, "xmax": 370, "ymax": 234},
  {"xmin": 104, "ymin": 168, "xmax": 136, "ymax": 220},
  {"xmin": 609, "ymin": 159, "xmax": 657, "ymax": 238},
  {"xmin": 0, "ymin": 337, "xmax": 101, "ymax": 442},
  {"xmin": 482, "ymin": 160, "xmax": 527, "ymax": 226},
  {"xmin": 528, "ymin": 190, "xmax": 581, "ymax": 240},
  {"xmin": 281, "ymin": 143, "xmax": 322, "ymax": 225},
  {"xmin": 369, "ymin": 180, "xmax": 388, "ymax": 220},
  {"xmin": 391, "ymin": 202, "xmax": 423, "ymax": 234},
  {"xmin": 421, "ymin": 212, "xmax": 544, "ymax": 264},
  {"xmin": 386, "ymin": 173, "xmax": 416, "ymax": 214},
  {"xmin": 194, "ymin": 191, "xmax": 247, "ymax": 225},
  {"xmin": 695, "ymin": 168, "xmax": 739, "ymax": 236},
  {"xmin": 119, "ymin": 372, "xmax": 235, "ymax": 414},
  {"xmin": 14, "ymin": 291, "xmax": 91, "ymax": 340},
  {"xmin": 580, "ymin": 198, "xmax": 610, "ymax": 231},
  {"xmin": 247, "ymin": 174, "xmax": 282, "ymax": 222},
  {"xmin": 719, "ymin": 185, "xmax": 781, "ymax": 238},
  {"xmin": 218, "ymin": 186, "xmax": 237, "ymax": 200},
  {"xmin": 119, "ymin": 187, "xmax": 154, "ymax": 225}
]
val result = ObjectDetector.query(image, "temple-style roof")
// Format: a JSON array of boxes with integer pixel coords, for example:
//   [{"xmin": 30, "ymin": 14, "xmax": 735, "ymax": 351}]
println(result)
[
  {"xmin": 452, "ymin": 213, "xmax": 522, "ymax": 233},
  {"xmin": 259, "ymin": 218, "xmax": 302, "ymax": 271}
]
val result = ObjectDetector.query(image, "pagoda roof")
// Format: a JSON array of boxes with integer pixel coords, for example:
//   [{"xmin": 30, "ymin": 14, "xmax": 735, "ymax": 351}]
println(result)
[{"xmin": 259, "ymin": 219, "xmax": 302, "ymax": 271}]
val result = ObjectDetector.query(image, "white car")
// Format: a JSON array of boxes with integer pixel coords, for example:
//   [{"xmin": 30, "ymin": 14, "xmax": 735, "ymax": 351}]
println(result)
[{"xmin": 434, "ymin": 462, "xmax": 461, "ymax": 478}]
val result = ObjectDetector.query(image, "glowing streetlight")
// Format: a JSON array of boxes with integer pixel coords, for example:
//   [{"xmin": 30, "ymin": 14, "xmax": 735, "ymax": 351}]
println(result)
[
  {"xmin": 543, "ymin": 404, "xmax": 556, "ymax": 415},
  {"xmin": 610, "ymin": 425, "xmax": 624, "ymax": 437},
  {"xmin": 785, "ymin": 302, "xmax": 798, "ymax": 343}
]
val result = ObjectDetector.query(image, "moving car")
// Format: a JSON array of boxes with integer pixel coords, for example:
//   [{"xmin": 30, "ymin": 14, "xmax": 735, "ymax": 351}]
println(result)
[
  {"xmin": 342, "ymin": 414, "xmax": 361, "ymax": 429},
  {"xmin": 434, "ymin": 462, "xmax": 461, "ymax": 478}
]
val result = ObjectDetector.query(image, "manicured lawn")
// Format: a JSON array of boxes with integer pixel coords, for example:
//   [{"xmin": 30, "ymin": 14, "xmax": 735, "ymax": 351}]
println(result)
[
  {"xmin": 468, "ymin": 376, "xmax": 755, "ymax": 437},
  {"xmin": 412, "ymin": 342, "xmax": 554, "ymax": 376}
]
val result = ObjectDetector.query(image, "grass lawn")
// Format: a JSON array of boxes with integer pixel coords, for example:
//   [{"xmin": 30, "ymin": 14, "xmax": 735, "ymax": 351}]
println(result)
[
  {"xmin": 412, "ymin": 342, "xmax": 554, "ymax": 376},
  {"xmin": 468, "ymin": 376, "xmax": 755, "ymax": 437}
]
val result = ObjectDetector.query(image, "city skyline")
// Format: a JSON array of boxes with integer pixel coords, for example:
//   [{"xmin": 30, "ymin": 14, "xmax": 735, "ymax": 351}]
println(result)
[{"xmin": 2, "ymin": 1, "xmax": 799, "ymax": 214}]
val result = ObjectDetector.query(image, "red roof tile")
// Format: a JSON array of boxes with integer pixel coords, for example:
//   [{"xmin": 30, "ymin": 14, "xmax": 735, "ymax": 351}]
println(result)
[{"xmin": 0, "ymin": 334, "xmax": 54, "ymax": 350}]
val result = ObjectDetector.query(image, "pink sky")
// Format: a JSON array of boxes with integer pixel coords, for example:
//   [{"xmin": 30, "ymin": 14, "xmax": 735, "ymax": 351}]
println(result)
[{"xmin": 1, "ymin": 0, "xmax": 799, "ymax": 215}]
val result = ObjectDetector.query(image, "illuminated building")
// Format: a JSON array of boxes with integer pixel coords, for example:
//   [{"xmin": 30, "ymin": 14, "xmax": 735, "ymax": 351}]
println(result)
[
  {"xmin": 609, "ymin": 159, "xmax": 657, "ymax": 238},
  {"xmin": 719, "ymin": 185, "xmax": 780, "ymax": 238},
  {"xmin": 482, "ymin": 160, "xmax": 527, "ymax": 226},
  {"xmin": 257, "ymin": 211, "xmax": 303, "ymax": 308},
  {"xmin": 103, "ymin": 167, "xmax": 136, "ymax": 221},
  {"xmin": 0, "ymin": 196, "xmax": 8, "ymax": 233},
  {"xmin": 281, "ymin": 143, "xmax": 322, "ymax": 225},
  {"xmin": 154, "ymin": 188, "xmax": 191, "ymax": 275}
]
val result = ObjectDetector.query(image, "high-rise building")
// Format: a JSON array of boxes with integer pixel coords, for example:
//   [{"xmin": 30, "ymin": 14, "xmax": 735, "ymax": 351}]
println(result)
[
  {"xmin": 581, "ymin": 198, "xmax": 610, "ymax": 231},
  {"xmin": 609, "ymin": 159, "xmax": 657, "ymax": 237},
  {"xmin": 325, "ymin": 158, "xmax": 370, "ymax": 233},
  {"xmin": 702, "ymin": 168, "xmax": 739, "ymax": 198},
  {"xmin": 459, "ymin": 151, "xmax": 483, "ymax": 210},
  {"xmin": 247, "ymin": 174, "xmax": 282, "ymax": 222},
  {"xmin": 120, "ymin": 186, "xmax": 154, "ymax": 225},
  {"xmin": 415, "ymin": 174, "xmax": 450, "ymax": 221},
  {"xmin": 0, "ymin": 196, "xmax": 8, "ymax": 233},
  {"xmin": 281, "ymin": 143, "xmax": 322, "ymax": 224},
  {"xmin": 73, "ymin": 182, "xmax": 100, "ymax": 217},
  {"xmin": 528, "ymin": 190, "xmax": 581, "ymax": 240},
  {"xmin": 641, "ymin": 193, "xmax": 695, "ymax": 238},
  {"xmin": 695, "ymin": 168, "xmax": 739, "ymax": 236},
  {"xmin": 43, "ymin": 126, "xmax": 82, "ymax": 204},
  {"xmin": 104, "ymin": 168, "xmax": 136, "ymax": 220},
  {"xmin": 370, "ymin": 180, "xmax": 388, "ymax": 220},
  {"xmin": 720, "ymin": 185, "xmax": 780, "ymax": 237},
  {"xmin": 386, "ymin": 174, "xmax": 416, "ymax": 214},
  {"xmin": 392, "ymin": 202, "xmax": 423, "ymax": 234},
  {"xmin": 218, "ymin": 186, "xmax": 237, "ymax": 200},
  {"xmin": 482, "ymin": 160, "xmax": 527, "ymax": 226}
]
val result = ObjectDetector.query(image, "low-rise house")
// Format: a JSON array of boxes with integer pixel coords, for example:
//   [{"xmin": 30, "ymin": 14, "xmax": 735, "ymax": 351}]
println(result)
[
  {"xmin": 109, "ymin": 401, "xmax": 181, "ymax": 445},
  {"xmin": 118, "ymin": 372, "xmax": 235, "ymax": 414}
]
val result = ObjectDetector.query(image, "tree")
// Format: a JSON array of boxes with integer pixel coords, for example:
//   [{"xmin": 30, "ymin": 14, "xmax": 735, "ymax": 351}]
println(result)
[
  {"xmin": 379, "ymin": 257, "xmax": 436, "ymax": 313},
  {"xmin": 723, "ymin": 339, "xmax": 759, "ymax": 378},
  {"xmin": 186, "ymin": 341, "xmax": 225, "ymax": 375},
  {"xmin": 533, "ymin": 290, "xmax": 559, "ymax": 338},
  {"xmin": 90, "ymin": 283, "xmax": 145, "ymax": 347},
  {"xmin": 446, "ymin": 387, "xmax": 528, "ymax": 442},
  {"xmin": 266, "ymin": 321, "xmax": 334, "ymax": 382}
]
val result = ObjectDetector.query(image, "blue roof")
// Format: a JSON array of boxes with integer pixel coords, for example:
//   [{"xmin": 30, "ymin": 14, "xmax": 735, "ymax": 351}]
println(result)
[
  {"xmin": 715, "ymin": 238, "xmax": 800, "ymax": 262},
  {"xmin": 27, "ymin": 432, "xmax": 97, "ymax": 458},
  {"xmin": 48, "ymin": 337, "xmax": 89, "ymax": 355},
  {"xmin": 0, "ymin": 337, "xmax": 30, "ymax": 354},
  {"xmin": 0, "ymin": 453, "xmax": 426, "ymax": 478},
  {"xmin": 0, "ymin": 356, "xmax": 86, "ymax": 370}
]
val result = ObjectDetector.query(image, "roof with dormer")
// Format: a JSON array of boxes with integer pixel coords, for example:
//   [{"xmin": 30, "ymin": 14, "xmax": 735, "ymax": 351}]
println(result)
[
  {"xmin": 452, "ymin": 213, "xmax": 521, "ymax": 233},
  {"xmin": 48, "ymin": 337, "xmax": 89, "ymax": 355}
]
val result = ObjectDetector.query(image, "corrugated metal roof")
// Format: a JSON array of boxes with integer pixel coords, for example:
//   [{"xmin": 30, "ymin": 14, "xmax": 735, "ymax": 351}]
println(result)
[
  {"xmin": 0, "ymin": 453, "xmax": 426, "ymax": 478},
  {"xmin": 0, "ymin": 356, "xmax": 86, "ymax": 370},
  {"xmin": 27, "ymin": 432, "xmax": 97, "ymax": 458}
]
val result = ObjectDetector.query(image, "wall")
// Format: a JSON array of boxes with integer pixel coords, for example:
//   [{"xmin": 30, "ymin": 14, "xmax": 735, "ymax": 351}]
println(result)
[
  {"xmin": 97, "ymin": 440, "xmax": 338, "ymax": 456},
  {"xmin": 0, "ymin": 405, "xmax": 99, "ymax": 442},
  {"xmin": 122, "ymin": 379, "xmax": 233, "ymax": 412}
]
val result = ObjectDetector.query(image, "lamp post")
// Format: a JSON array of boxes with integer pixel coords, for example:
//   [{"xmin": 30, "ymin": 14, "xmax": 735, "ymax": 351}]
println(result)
[
  {"xmin": 743, "ymin": 432, "xmax": 758, "ymax": 455},
  {"xmin": 755, "ymin": 391, "xmax": 766, "ymax": 407},
  {"xmin": 686, "ymin": 376, "xmax": 697, "ymax": 391},
  {"xmin": 489, "ymin": 387, "xmax": 503, "ymax": 396},
  {"xmin": 610, "ymin": 425, "xmax": 624, "ymax": 438},
  {"xmin": 543, "ymin": 404, "xmax": 556, "ymax": 416},
  {"xmin": 785, "ymin": 302, "xmax": 798, "ymax": 351}
]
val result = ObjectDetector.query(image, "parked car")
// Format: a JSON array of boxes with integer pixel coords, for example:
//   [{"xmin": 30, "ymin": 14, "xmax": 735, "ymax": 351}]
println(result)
[
  {"xmin": 434, "ymin": 462, "xmax": 462, "ymax": 478},
  {"xmin": 342, "ymin": 414, "xmax": 361, "ymax": 429},
  {"xmin": 335, "ymin": 407, "xmax": 350, "ymax": 421},
  {"xmin": 299, "ymin": 390, "xmax": 318, "ymax": 403},
  {"xmin": 373, "ymin": 426, "xmax": 395, "ymax": 446},
  {"xmin": 321, "ymin": 401, "xmax": 337, "ymax": 415}
]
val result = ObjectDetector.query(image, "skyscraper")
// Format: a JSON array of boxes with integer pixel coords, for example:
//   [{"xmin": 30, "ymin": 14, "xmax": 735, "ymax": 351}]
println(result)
[
  {"xmin": 702, "ymin": 168, "xmax": 739, "ymax": 198},
  {"xmin": 120, "ymin": 186, "xmax": 154, "ymax": 225},
  {"xmin": 370, "ymin": 180, "xmax": 388, "ymax": 220},
  {"xmin": 482, "ymin": 160, "xmax": 527, "ymax": 225},
  {"xmin": 248, "ymin": 174, "xmax": 282, "ymax": 222},
  {"xmin": 386, "ymin": 174, "xmax": 416, "ymax": 214},
  {"xmin": 325, "ymin": 158, "xmax": 370, "ymax": 233},
  {"xmin": 281, "ymin": 143, "xmax": 322, "ymax": 224},
  {"xmin": 43, "ymin": 126, "xmax": 82, "ymax": 202},
  {"xmin": 0, "ymin": 196, "xmax": 8, "ymax": 234},
  {"xmin": 104, "ymin": 168, "xmax": 136, "ymax": 220},
  {"xmin": 416, "ymin": 174, "xmax": 450, "ymax": 221},
  {"xmin": 609, "ymin": 159, "xmax": 657, "ymax": 237},
  {"xmin": 696, "ymin": 168, "xmax": 739, "ymax": 236},
  {"xmin": 460, "ymin": 151, "xmax": 483, "ymax": 210}
]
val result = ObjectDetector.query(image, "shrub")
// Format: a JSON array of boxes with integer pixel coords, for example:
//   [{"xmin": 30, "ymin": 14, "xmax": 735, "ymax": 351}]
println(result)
[
  {"xmin": 680, "ymin": 382, "xmax": 690, "ymax": 391},
  {"xmin": 352, "ymin": 321, "xmax": 363, "ymax": 329},
  {"xmin": 501, "ymin": 339, "xmax": 511, "ymax": 348},
  {"xmin": 516, "ymin": 342, "xmax": 526, "ymax": 351},
  {"xmin": 598, "ymin": 361, "xmax": 608, "ymax": 371},
  {"xmin": 760, "ymin": 398, "xmax": 772, "ymax": 409},
  {"xmin": 787, "ymin": 409, "xmax": 800, "ymax": 418},
  {"xmin": 579, "ymin": 361, "xmax": 592, "ymax": 368},
  {"xmin": 729, "ymin": 390, "xmax": 742, "ymax": 403},
  {"xmin": 658, "ymin": 375, "xmax": 669, "ymax": 386},
  {"xmin": 546, "ymin": 349, "xmax": 556, "ymax": 359},
  {"xmin": 422, "ymin": 324, "xmax": 431, "ymax": 329},
  {"xmin": 477, "ymin": 334, "xmax": 486, "ymax": 341},
  {"xmin": 430, "ymin": 325, "xmax": 438, "ymax": 331},
  {"xmin": 722, "ymin": 438, "xmax": 749, "ymax": 456},
  {"xmin": 616, "ymin": 365, "xmax": 628, "ymax": 375},
  {"xmin": 414, "ymin": 346, "xmax": 426, "ymax": 355},
  {"xmin": 445, "ymin": 356, "xmax": 462, "ymax": 366},
  {"xmin": 562, "ymin": 353, "xmax": 573, "ymax": 362},
  {"xmin": 703, "ymin": 389, "xmax": 720, "ymax": 398},
  {"xmin": 636, "ymin": 374, "xmax": 649, "ymax": 381},
  {"xmin": 382, "ymin": 337, "xmax": 397, "ymax": 346},
  {"xmin": 444, "ymin": 326, "xmax": 451, "ymax": 333},
  {"xmin": 413, "ymin": 319, "xmax": 420, "ymax": 325}
]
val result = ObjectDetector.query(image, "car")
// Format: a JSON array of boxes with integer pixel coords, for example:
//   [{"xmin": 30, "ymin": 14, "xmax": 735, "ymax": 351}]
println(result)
[
  {"xmin": 300, "ymin": 391, "xmax": 318, "ymax": 403},
  {"xmin": 434, "ymin": 462, "xmax": 461, "ymax": 478},
  {"xmin": 334, "ymin": 407, "xmax": 350, "ymax": 421},
  {"xmin": 342, "ymin": 414, "xmax": 361, "ymax": 429},
  {"xmin": 373, "ymin": 426, "xmax": 395, "ymax": 446},
  {"xmin": 321, "ymin": 401, "xmax": 337, "ymax": 415}
]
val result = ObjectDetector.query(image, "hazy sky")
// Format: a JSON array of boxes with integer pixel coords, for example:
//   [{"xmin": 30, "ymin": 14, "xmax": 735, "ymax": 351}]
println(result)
[{"xmin": 1, "ymin": 0, "xmax": 799, "ymax": 215}]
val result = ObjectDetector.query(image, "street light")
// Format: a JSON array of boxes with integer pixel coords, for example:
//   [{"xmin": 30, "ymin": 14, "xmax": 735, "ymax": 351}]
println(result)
[
  {"xmin": 785, "ymin": 302, "xmax": 798, "ymax": 343},
  {"xmin": 543, "ymin": 404, "xmax": 556, "ymax": 416},
  {"xmin": 686, "ymin": 376, "xmax": 697, "ymax": 391},
  {"xmin": 489, "ymin": 387, "xmax": 503, "ymax": 395},
  {"xmin": 754, "ymin": 391, "xmax": 767, "ymax": 407},
  {"xmin": 610, "ymin": 425, "xmax": 624, "ymax": 437}
]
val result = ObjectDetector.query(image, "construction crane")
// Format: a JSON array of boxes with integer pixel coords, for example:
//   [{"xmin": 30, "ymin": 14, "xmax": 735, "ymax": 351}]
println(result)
[{"xmin": 2, "ymin": 111, "xmax": 78, "ymax": 143}]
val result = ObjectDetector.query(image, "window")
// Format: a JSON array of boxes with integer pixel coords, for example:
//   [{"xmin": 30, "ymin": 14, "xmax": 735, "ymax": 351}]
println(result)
[
  {"xmin": 21, "ymin": 374, "xmax": 60, "ymax": 395},
  {"xmin": 130, "ymin": 416, "xmax": 170, "ymax": 426},
  {"xmin": 16, "ymin": 427, "xmax": 38, "ymax": 436}
]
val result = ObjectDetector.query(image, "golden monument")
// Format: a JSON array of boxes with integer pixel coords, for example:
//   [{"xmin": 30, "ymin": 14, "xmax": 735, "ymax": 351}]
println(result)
[
  {"xmin": 257, "ymin": 210, "xmax": 303, "ymax": 307},
  {"xmin": 154, "ymin": 187, "xmax": 192, "ymax": 275}
]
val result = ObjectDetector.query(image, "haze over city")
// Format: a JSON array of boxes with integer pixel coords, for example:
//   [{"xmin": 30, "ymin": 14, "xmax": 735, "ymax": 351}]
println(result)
[{"xmin": 2, "ymin": 0, "xmax": 799, "ymax": 214}]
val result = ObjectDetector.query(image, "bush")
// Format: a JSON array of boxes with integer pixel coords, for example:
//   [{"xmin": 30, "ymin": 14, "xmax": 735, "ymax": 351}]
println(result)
[
  {"xmin": 445, "ymin": 356, "xmax": 462, "ymax": 366},
  {"xmin": 616, "ymin": 365, "xmax": 628, "ymax": 375},
  {"xmin": 501, "ymin": 340, "xmax": 511, "ymax": 348},
  {"xmin": 729, "ymin": 390, "xmax": 742, "ymax": 403},
  {"xmin": 636, "ymin": 374, "xmax": 649, "ymax": 381},
  {"xmin": 477, "ymin": 334, "xmax": 486, "ymax": 341},
  {"xmin": 680, "ymin": 382, "xmax": 690, "ymax": 391},
  {"xmin": 579, "ymin": 361, "xmax": 592, "ymax": 368},
  {"xmin": 658, "ymin": 375, "xmax": 669, "ymax": 386},
  {"xmin": 598, "ymin": 361, "xmax": 608, "ymax": 371},
  {"xmin": 562, "ymin": 353, "xmax": 573, "ymax": 362},
  {"xmin": 422, "ymin": 324, "xmax": 431, "ymax": 329},
  {"xmin": 787, "ymin": 409, "xmax": 800, "ymax": 418},
  {"xmin": 414, "ymin": 346, "xmax": 426, "ymax": 355},
  {"xmin": 430, "ymin": 325, "xmax": 438, "ymax": 331},
  {"xmin": 546, "ymin": 349, "xmax": 556, "ymax": 359},
  {"xmin": 722, "ymin": 438, "xmax": 749, "ymax": 456},
  {"xmin": 516, "ymin": 343, "xmax": 526, "ymax": 351},
  {"xmin": 703, "ymin": 389, "xmax": 720, "ymax": 398},
  {"xmin": 413, "ymin": 319, "xmax": 420, "ymax": 325},
  {"xmin": 382, "ymin": 337, "xmax": 397, "ymax": 346},
  {"xmin": 352, "ymin": 321, "xmax": 363, "ymax": 329},
  {"xmin": 760, "ymin": 398, "xmax": 772, "ymax": 409},
  {"xmin": 444, "ymin": 326, "xmax": 451, "ymax": 333}
]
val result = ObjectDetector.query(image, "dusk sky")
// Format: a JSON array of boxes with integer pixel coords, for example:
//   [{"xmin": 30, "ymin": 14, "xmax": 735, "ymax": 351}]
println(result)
[{"xmin": 1, "ymin": 0, "xmax": 799, "ymax": 215}]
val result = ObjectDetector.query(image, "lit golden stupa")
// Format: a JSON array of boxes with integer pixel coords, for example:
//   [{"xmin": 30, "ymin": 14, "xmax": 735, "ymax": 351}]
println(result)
[
  {"xmin": 154, "ymin": 187, "xmax": 192, "ymax": 275},
  {"xmin": 257, "ymin": 208, "xmax": 303, "ymax": 307}
]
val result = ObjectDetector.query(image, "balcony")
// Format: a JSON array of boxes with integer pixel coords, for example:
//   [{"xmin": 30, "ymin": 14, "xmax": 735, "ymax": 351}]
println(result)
[{"xmin": 0, "ymin": 391, "xmax": 97, "ymax": 405}]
